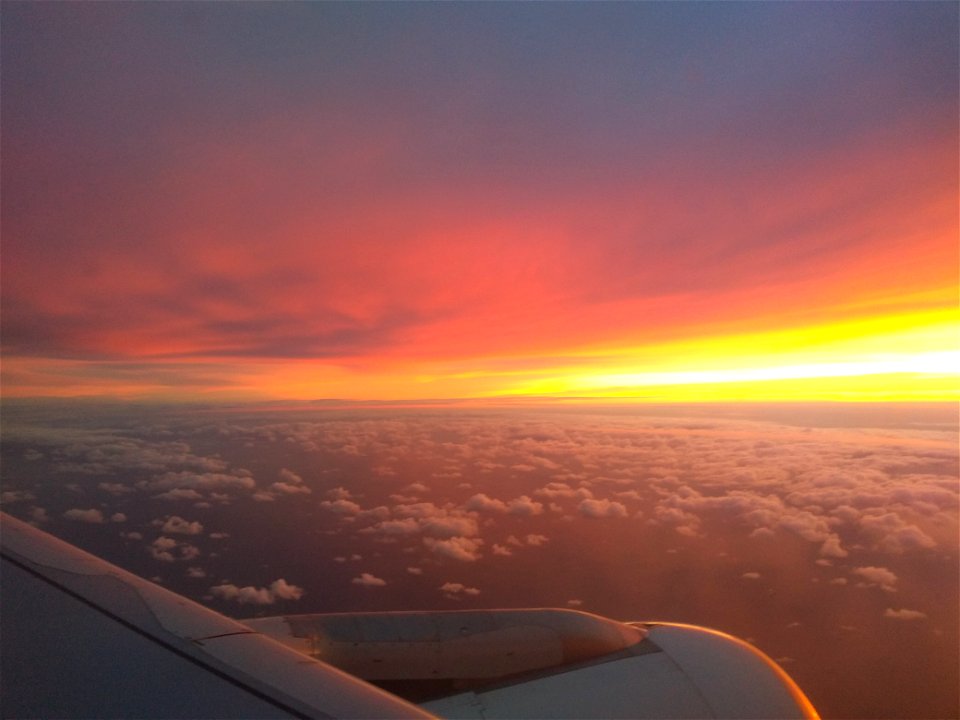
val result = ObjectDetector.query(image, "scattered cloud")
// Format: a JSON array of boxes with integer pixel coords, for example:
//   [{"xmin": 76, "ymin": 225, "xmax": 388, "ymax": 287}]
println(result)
[
  {"xmin": 211, "ymin": 578, "xmax": 305, "ymax": 604},
  {"xmin": 852, "ymin": 566, "xmax": 898, "ymax": 592},
  {"xmin": 320, "ymin": 499, "xmax": 362, "ymax": 514},
  {"xmin": 578, "ymin": 498, "xmax": 628, "ymax": 518},
  {"xmin": 63, "ymin": 508, "xmax": 105, "ymax": 523},
  {"xmin": 361, "ymin": 518, "xmax": 421, "ymax": 536},
  {"xmin": 859, "ymin": 512, "xmax": 936, "ymax": 553},
  {"xmin": 147, "ymin": 471, "xmax": 255, "ymax": 493},
  {"xmin": 535, "ymin": 482, "xmax": 593, "ymax": 500},
  {"xmin": 424, "ymin": 536, "xmax": 484, "ymax": 562},
  {"xmin": 326, "ymin": 486, "xmax": 355, "ymax": 500},
  {"xmin": 270, "ymin": 578, "xmax": 305, "ymax": 600},
  {"xmin": 464, "ymin": 493, "xmax": 543, "ymax": 515},
  {"xmin": 149, "ymin": 536, "xmax": 178, "ymax": 562},
  {"xmin": 159, "ymin": 516, "xmax": 204, "ymax": 535},
  {"xmin": 271, "ymin": 468, "xmax": 311, "ymax": 495},
  {"xmin": 506, "ymin": 495, "xmax": 544, "ymax": 516},
  {"xmin": 352, "ymin": 572, "xmax": 387, "ymax": 587},
  {"xmin": 150, "ymin": 536, "xmax": 200, "ymax": 563},
  {"xmin": 1, "ymin": 490, "xmax": 36, "ymax": 504},
  {"xmin": 440, "ymin": 582, "xmax": 480, "ymax": 599}
]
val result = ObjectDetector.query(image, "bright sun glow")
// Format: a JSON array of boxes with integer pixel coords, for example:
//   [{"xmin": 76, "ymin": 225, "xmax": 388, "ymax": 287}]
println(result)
[{"xmin": 495, "ymin": 309, "xmax": 960, "ymax": 402}]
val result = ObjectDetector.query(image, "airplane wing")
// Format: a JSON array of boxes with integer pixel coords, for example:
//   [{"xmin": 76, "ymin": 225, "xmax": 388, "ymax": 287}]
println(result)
[
  {"xmin": 0, "ymin": 512, "xmax": 434, "ymax": 719},
  {"xmin": 1, "ymin": 512, "xmax": 818, "ymax": 719}
]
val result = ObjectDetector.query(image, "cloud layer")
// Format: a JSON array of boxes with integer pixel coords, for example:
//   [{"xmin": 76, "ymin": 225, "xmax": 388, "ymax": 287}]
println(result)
[{"xmin": 2, "ymin": 402, "xmax": 956, "ymax": 719}]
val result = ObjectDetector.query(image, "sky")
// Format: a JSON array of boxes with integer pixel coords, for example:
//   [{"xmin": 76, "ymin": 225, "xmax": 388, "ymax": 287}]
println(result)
[
  {"xmin": 2, "ymin": 2, "xmax": 958, "ymax": 402},
  {"xmin": 1, "ymin": 401, "xmax": 957, "ymax": 718}
]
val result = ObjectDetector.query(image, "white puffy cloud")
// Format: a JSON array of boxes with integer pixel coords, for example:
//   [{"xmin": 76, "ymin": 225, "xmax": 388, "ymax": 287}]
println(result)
[
  {"xmin": 357, "ymin": 505, "xmax": 391, "ymax": 521},
  {"xmin": 859, "ymin": 512, "xmax": 937, "ymax": 553},
  {"xmin": 440, "ymin": 582, "xmax": 480, "ymax": 599},
  {"xmin": 352, "ymin": 573, "xmax": 387, "ymax": 587},
  {"xmin": 852, "ymin": 566, "xmax": 898, "ymax": 592},
  {"xmin": 278, "ymin": 468, "xmax": 303, "ymax": 485},
  {"xmin": 63, "ymin": 508, "xmax": 105, "ymax": 523},
  {"xmin": 420, "ymin": 515, "xmax": 480, "ymax": 538},
  {"xmin": 270, "ymin": 578, "xmax": 305, "ymax": 600},
  {"xmin": 361, "ymin": 518, "xmax": 421, "ymax": 536},
  {"xmin": 271, "ymin": 468, "xmax": 311, "ymax": 495},
  {"xmin": 1, "ymin": 490, "xmax": 36, "ymax": 504},
  {"xmin": 389, "ymin": 494, "xmax": 419, "ymax": 504},
  {"xmin": 578, "ymin": 498, "xmax": 628, "ymax": 518},
  {"xmin": 319, "ymin": 499, "xmax": 362, "ymax": 514},
  {"xmin": 819, "ymin": 534, "xmax": 849, "ymax": 558},
  {"xmin": 210, "ymin": 578, "xmax": 304, "ymax": 604},
  {"xmin": 160, "ymin": 516, "xmax": 204, "ymax": 535},
  {"xmin": 506, "ymin": 495, "xmax": 544, "ymax": 516},
  {"xmin": 211, "ymin": 584, "xmax": 271, "ymax": 604},
  {"xmin": 424, "ymin": 536, "xmax": 484, "ymax": 562},
  {"xmin": 147, "ymin": 471, "xmax": 255, "ymax": 492},
  {"xmin": 464, "ymin": 493, "xmax": 543, "ymax": 515},
  {"xmin": 392, "ymin": 502, "xmax": 448, "ymax": 519},
  {"xmin": 326, "ymin": 486, "xmax": 355, "ymax": 500},
  {"xmin": 149, "ymin": 536, "xmax": 178, "ymax": 562},
  {"xmin": 271, "ymin": 482, "xmax": 311, "ymax": 495},
  {"xmin": 150, "ymin": 536, "xmax": 200, "ymax": 563},
  {"xmin": 654, "ymin": 505, "xmax": 701, "ymax": 536}
]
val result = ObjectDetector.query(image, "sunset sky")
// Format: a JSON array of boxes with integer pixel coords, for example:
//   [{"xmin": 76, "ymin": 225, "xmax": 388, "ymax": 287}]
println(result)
[{"xmin": 2, "ymin": 2, "xmax": 957, "ymax": 402}]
